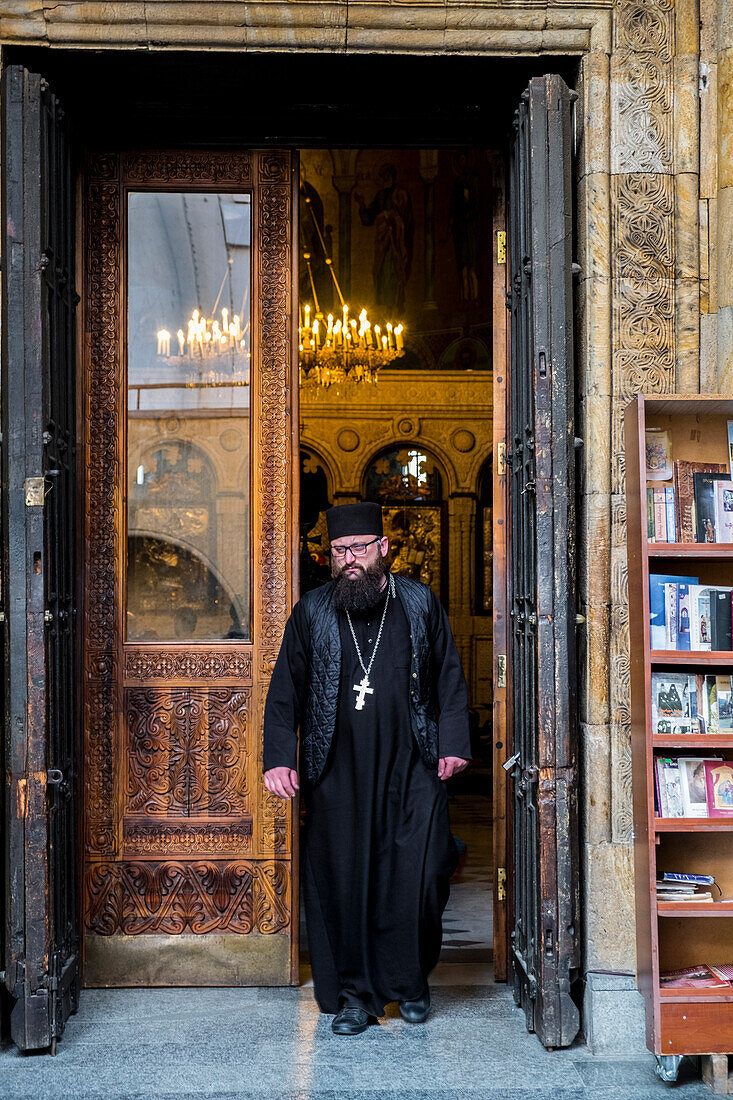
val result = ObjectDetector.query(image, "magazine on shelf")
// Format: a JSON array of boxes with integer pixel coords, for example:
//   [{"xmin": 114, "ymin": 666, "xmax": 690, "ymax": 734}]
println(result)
[
  {"xmin": 661, "ymin": 872, "xmax": 716, "ymax": 885},
  {"xmin": 711, "ymin": 964, "xmax": 733, "ymax": 983},
  {"xmin": 651, "ymin": 672, "xmax": 700, "ymax": 736},
  {"xmin": 715, "ymin": 482, "xmax": 733, "ymax": 542},
  {"xmin": 655, "ymin": 755, "xmax": 723, "ymax": 818},
  {"xmin": 655, "ymin": 757, "xmax": 684, "ymax": 817},
  {"xmin": 660, "ymin": 965, "xmax": 730, "ymax": 989},
  {"xmin": 678, "ymin": 757, "xmax": 716, "ymax": 818}
]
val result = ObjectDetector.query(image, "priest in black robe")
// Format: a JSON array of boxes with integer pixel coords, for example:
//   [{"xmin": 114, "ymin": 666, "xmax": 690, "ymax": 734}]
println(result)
[{"xmin": 263, "ymin": 502, "xmax": 470, "ymax": 1035}]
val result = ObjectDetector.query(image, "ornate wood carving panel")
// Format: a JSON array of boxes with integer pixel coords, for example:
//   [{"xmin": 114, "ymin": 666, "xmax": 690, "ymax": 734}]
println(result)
[
  {"xmin": 81, "ymin": 149, "xmax": 295, "ymax": 983},
  {"xmin": 125, "ymin": 687, "xmax": 251, "ymax": 815},
  {"xmin": 84, "ymin": 860, "xmax": 289, "ymax": 936}
]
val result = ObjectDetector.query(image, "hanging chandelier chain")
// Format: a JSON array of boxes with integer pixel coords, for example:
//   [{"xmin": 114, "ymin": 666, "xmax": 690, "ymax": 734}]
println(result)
[{"xmin": 305, "ymin": 197, "xmax": 346, "ymax": 310}]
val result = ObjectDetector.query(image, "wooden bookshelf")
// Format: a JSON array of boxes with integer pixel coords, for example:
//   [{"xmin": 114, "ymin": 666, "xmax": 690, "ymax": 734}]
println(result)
[
  {"xmin": 626, "ymin": 394, "xmax": 733, "ymax": 1060},
  {"xmin": 649, "ymin": 544, "xmax": 733, "ymax": 559},
  {"xmin": 651, "ymin": 651, "xmax": 733, "ymax": 665}
]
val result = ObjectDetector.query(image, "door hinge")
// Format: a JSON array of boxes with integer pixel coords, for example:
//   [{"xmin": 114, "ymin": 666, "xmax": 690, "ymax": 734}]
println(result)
[
  {"xmin": 497, "ymin": 654, "xmax": 507, "ymax": 689},
  {"xmin": 16, "ymin": 778, "xmax": 28, "ymax": 819},
  {"xmin": 497, "ymin": 867, "xmax": 507, "ymax": 901},
  {"xmin": 496, "ymin": 230, "xmax": 507, "ymax": 265},
  {"xmin": 24, "ymin": 477, "xmax": 45, "ymax": 506},
  {"xmin": 497, "ymin": 441, "xmax": 506, "ymax": 476}
]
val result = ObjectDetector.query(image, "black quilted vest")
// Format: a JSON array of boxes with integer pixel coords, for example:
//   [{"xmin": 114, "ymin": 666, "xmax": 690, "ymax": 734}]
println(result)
[{"xmin": 300, "ymin": 573, "xmax": 437, "ymax": 783}]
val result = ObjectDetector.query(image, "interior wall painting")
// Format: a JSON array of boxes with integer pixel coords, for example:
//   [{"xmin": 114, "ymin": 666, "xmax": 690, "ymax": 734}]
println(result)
[{"xmin": 299, "ymin": 149, "xmax": 493, "ymax": 370}]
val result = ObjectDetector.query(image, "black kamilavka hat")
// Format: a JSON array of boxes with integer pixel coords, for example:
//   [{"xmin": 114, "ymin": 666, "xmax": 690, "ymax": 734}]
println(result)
[{"xmin": 326, "ymin": 502, "xmax": 383, "ymax": 540}]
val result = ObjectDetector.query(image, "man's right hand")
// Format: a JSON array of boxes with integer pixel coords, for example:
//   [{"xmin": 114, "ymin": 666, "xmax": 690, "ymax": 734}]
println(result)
[{"xmin": 264, "ymin": 767, "xmax": 299, "ymax": 800}]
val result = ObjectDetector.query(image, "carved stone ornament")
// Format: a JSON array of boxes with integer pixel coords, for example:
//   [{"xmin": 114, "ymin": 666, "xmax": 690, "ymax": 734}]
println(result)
[{"xmin": 336, "ymin": 428, "xmax": 360, "ymax": 452}]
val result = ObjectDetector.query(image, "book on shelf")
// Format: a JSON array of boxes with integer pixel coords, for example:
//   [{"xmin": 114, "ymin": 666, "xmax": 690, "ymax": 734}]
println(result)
[
  {"xmin": 654, "ymin": 755, "xmax": 725, "ymax": 818},
  {"xmin": 649, "ymin": 575, "xmax": 697, "ymax": 650},
  {"xmin": 650, "ymin": 580, "xmax": 733, "ymax": 651},
  {"xmin": 651, "ymin": 672, "xmax": 701, "ymax": 736},
  {"xmin": 711, "ymin": 964, "xmax": 733, "ymax": 982},
  {"xmin": 646, "ymin": 465, "xmax": 733, "ymax": 543},
  {"xmin": 645, "ymin": 429, "xmax": 673, "ymax": 481},
  {"xmin": 678, "ymin": 757, "xmax": 712, "ymax": 817},
  {"xmin": 647, "ymin": 486, "xmax": 677, "ymax": 543},
  {"xmin": 660, "ymin": 965, "xmax": 731, "ymax": 989},
  {"xmin": 655, "ymin": 756, "xmax": 684, "ymax": 817},
  {"xmin": 711, "ymin": 590, "xmax": 733, "ymax": 650},
  {"xmin": 673, "ymin": 460, "xmax": 728, "ymax": 542},
  {"xmin": 661, "ymin": 872, "xmax": 716, "ymax": 885},
  {"xmin": 694, "ymin": 473, "xmax": 733, "ymax": 543},
  {"xmin": 716, "ymin": 482, "xmax": 733, "ymax": 542},
  {"xmin": 656, "ymin": 880, "xmax": 715, "ymax": 901},
  {"xmin": 704, "ymin": 760, "xmax": 733, "ymax": 818}
]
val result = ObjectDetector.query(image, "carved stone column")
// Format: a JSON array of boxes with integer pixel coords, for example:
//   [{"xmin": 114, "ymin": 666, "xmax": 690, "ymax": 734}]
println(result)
[{"xmin": 419, "ymin": 150, "xmax": 439, "ymax": 313}]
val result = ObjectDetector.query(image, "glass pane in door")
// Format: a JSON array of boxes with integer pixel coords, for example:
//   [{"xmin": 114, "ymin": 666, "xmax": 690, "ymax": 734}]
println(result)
[{"xmin": 126, "ymin": 191, "xmax": 251, "ymax": 642}]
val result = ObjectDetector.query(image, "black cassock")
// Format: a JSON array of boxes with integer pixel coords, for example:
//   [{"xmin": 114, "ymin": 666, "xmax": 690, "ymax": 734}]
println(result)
[{"xmin": 263, "ymin": 577, "xmax": 471, "ymax": 1016}]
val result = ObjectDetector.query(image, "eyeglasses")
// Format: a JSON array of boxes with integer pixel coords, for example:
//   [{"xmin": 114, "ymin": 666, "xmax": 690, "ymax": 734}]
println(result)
[{"xmin": 330, "ymin": 538, "xmax": 381, "ymax": 559}]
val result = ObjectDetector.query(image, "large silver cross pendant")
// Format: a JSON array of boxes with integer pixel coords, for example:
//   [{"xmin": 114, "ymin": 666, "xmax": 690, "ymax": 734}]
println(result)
[{"xmin": 353, "ymin": 674, "xmax": 374, "ymax": 710}]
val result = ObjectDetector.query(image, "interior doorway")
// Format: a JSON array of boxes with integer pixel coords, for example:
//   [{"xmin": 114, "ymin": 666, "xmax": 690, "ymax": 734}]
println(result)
[{"xmin": 296, "ymin": 145, "xmax": 499, "ymax": 987}]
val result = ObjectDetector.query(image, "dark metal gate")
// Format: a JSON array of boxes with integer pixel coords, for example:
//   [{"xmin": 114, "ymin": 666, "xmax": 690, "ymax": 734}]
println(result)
[
  {"xmin": 2, "ymin": 64, "xmax": 79, "ymax": 1052},
  {"xmin": 507, "ymin": 74, "xmax": 580, "ymax": 1049}
]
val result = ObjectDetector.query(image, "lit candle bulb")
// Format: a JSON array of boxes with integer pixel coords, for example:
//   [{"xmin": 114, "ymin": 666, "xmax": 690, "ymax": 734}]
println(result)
[
  {"xmin": 222, "ymin": 307, "xmax": 229, "ymax": 331},
  {"xmin": 395, "ymin": 324, "xmax": 404, "ymax": 351},
  {"xmin": 177, "ymin": 329, "xmax": 185, "ymax": 355},
  {"xmin": 313, "ymin": 319, "xmax": 320, "ymax": 347},
  {"xmin": 157, "ymin": 329, "xmax": 171, "ymax": 357},
  {"xmin": 304, "ymin": 304, "xmax": 311, "ymax": 331}
]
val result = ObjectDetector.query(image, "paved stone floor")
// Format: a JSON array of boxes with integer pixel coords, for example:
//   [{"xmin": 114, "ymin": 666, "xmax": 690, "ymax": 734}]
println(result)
[{"xmin": 0, "ymin": 791, "xmax": 715, "ymax": 1098}]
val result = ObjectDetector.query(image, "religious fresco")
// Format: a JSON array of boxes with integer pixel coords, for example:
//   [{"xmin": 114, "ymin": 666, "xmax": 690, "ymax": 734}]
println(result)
[{"xmin": 299, "ymin": 149, "xmax": 494, "ymax": 368}]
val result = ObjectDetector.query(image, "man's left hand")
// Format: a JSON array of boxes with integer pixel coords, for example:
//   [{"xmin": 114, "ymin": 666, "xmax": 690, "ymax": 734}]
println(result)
[{"xmin": 438, "ymin": 756, "xmax": 469, "ymax": 781}]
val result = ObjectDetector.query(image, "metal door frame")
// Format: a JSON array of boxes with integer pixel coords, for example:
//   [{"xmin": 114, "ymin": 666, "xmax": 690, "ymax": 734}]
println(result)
[
  {"xmin": 506, "ymin": 73, "xmax": 580, "ymax": 1049},
  {"xmin": 1, "ymin": 63, "xmax": 80, "ymax": 1053}
]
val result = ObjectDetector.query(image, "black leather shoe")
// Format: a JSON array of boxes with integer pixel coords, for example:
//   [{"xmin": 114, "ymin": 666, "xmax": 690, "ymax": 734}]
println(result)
[
  {"xmin": 332, "ymin": 1006, "xmax": 370, "ymax": 1035},
  {"xmin": 399, "ymin": 986, "xmax": 431, "ymax": 1023}
]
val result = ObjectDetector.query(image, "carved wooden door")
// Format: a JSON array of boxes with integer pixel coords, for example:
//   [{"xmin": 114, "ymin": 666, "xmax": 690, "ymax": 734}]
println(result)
[{"xmin": 81, "ymin": 150, "xmax": 297, "ymax": 986}]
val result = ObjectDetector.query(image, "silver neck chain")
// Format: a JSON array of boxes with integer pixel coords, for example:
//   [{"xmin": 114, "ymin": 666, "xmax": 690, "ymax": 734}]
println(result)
[{"xmin": 345, "ymin": 573, "xmax": 395, "ymax": 681}]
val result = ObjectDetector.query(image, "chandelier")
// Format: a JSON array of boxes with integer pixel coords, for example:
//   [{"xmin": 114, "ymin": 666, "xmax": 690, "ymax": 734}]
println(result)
[
  {"xmin": 299, "ymin": 303, "xmax": 403, "ymax": 388},
  {"xmin": 299, "ymin": 197, "xmax": 405, "ymax": 388}
]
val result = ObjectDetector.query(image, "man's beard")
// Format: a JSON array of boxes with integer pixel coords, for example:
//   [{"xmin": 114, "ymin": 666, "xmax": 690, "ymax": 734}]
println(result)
[{"xmin": 332, "ymin": 555, "xmax": 388, "ymax": 613}]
